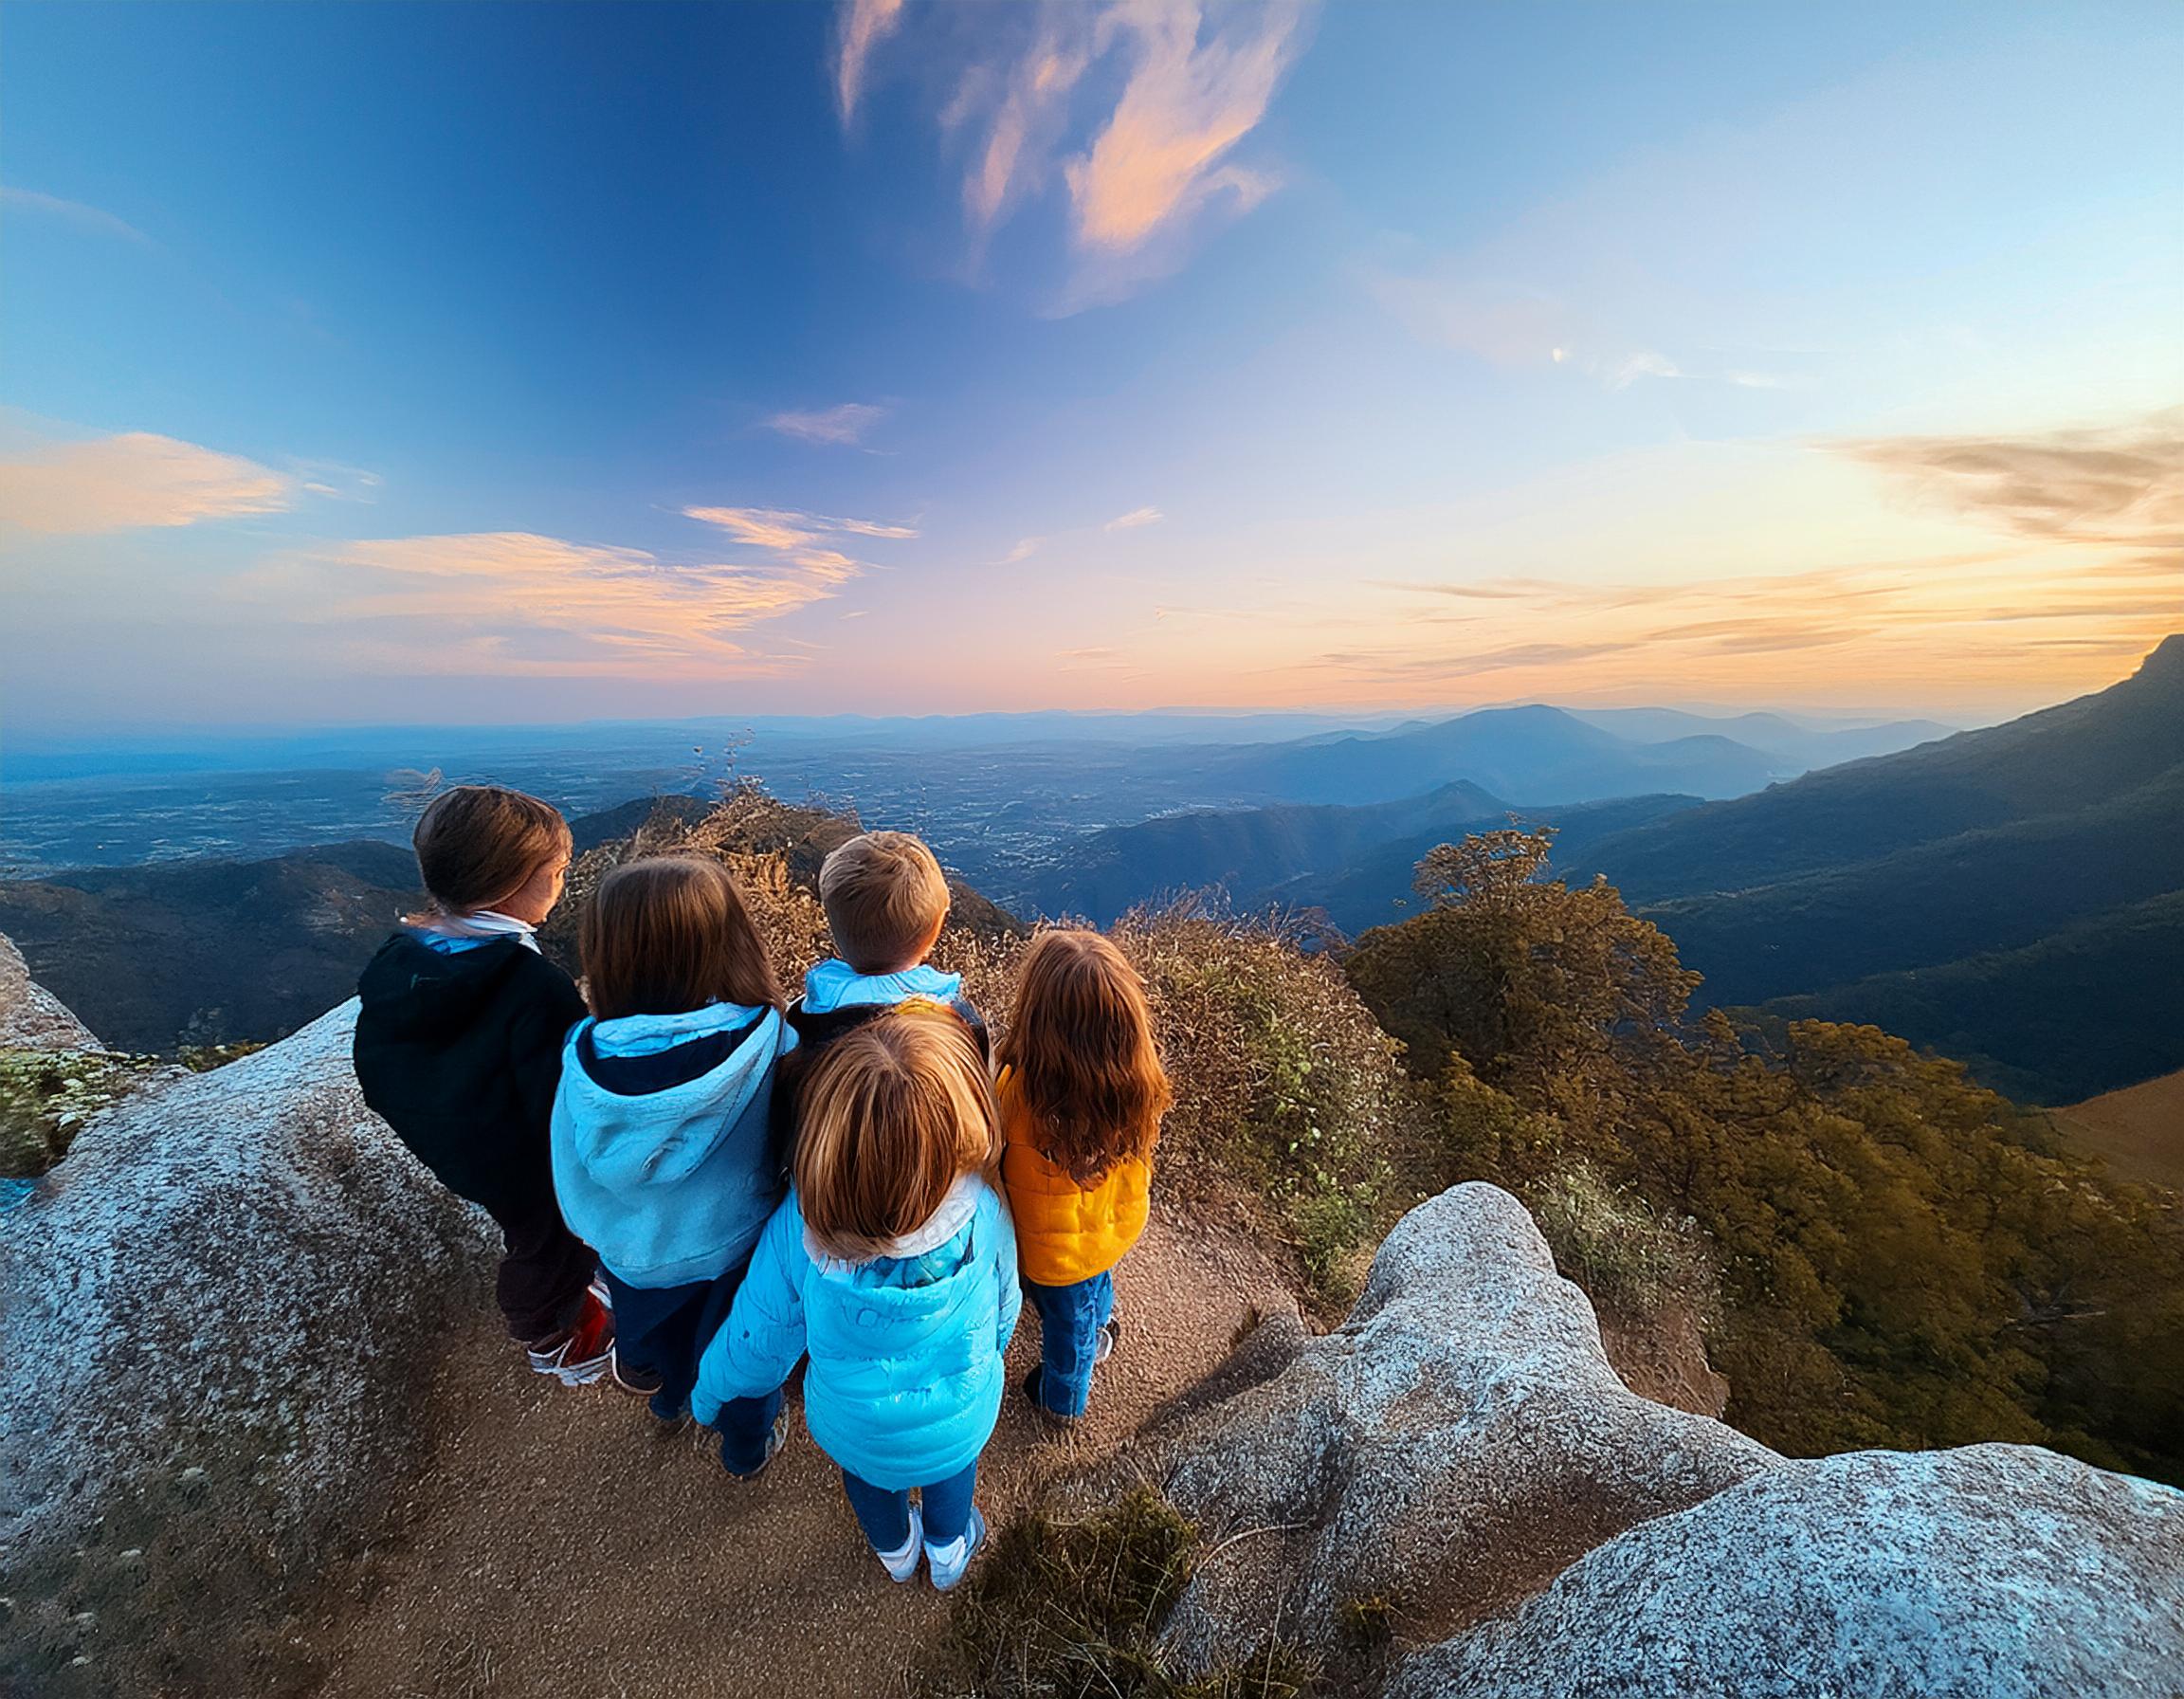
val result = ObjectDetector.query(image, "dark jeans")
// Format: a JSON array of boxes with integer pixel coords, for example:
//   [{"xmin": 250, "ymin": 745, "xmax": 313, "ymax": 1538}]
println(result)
[
  {"xmin": 489, "ymin": 1197, "xmax": 597, "ymax": 1344},
  {"xmin": 599, "ymin": 1263, "xmax": 782, "ymax": 1471},
  {"xmin": 841, "ymin": 1461, "xmax": 977, "ymax": 1551},
  {"xmin": 1024, "ymin": 1270, "xmax": 1116, "ymax": 1418}
]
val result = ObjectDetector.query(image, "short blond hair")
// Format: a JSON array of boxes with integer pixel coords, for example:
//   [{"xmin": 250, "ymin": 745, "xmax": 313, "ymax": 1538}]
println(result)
[
  {"xmin": 794, "ymin": 1003, "xmax": 998, "ymax": 1259},
  {"xmin": 817, "ymin": 831, "xmax": 951, "ymax": 974}
]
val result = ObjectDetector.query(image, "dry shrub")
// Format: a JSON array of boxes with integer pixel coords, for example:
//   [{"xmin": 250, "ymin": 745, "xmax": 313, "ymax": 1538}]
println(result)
[{"xmin": 1108, "ymin": 899, "xmax": 1429, "ymax": 1300}]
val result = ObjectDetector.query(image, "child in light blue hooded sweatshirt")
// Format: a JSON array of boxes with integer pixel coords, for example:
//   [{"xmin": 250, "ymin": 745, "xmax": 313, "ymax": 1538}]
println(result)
[
  {"xmin": 694, "ymin": 1002, "xmax": 1018, "ymax": 1592},
  {"xmin": 551, "ymin": 856, "xmax": 796, "ymax": 1474},
  {"xmin": 778, "ymin": 831, "xmax": 989, "ymax": 1119}
]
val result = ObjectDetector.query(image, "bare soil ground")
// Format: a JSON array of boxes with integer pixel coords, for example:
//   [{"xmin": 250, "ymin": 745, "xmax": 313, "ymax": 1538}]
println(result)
[
  {"xmin": 2049, "ymin": 1069, "xmax": 2184, "ymax": 1192},
  {"xmin": 296, "ymin": 1200, "xmax": 1300, "ymax": 1699}
]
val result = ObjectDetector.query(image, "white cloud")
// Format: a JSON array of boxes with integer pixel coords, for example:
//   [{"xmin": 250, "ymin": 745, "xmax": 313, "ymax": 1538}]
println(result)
[
  {"xmin": 0, "ymin": 431, "xmax": 294, "ymax": 534},
  {"xmin": 1104, "ymin": 505, "xmax": 1163, "ymax": 530},
  {"xmin": 1, "ymin": 187, "xmax": 150, "ymax": 245},
  {"xmin": 763, "ymin": 402, "xmax": 889, "ymax": 446},
  {"xmin": 999, "ymin": 536, "xmax": 1044, "ymax": 563}
]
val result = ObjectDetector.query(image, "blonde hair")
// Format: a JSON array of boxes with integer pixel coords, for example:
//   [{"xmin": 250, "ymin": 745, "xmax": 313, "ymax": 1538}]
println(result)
[
  {"xmin": 997, "ymin": 930, "xmax": 1171, "ymax": 1183},
  {"xmin": 794, "ymin": 1002, "xmax": 998, "ymax": 1260},
  {"xmin": 410, "ymin": 785, "xmax": 571, "ymax": 917},
  {"xmin": 817, "ymin": 831, "xmax": 951, "ymax": 974},
  {"xmin": 581, "ymin": 856, "xmax": 781, "ymax": 1020}
]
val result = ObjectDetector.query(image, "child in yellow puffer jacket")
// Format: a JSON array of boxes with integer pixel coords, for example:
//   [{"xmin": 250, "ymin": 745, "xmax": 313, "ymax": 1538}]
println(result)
[{"xmin": 996, "ymin": 930, "xmax": 1172, "ymax": 1422}]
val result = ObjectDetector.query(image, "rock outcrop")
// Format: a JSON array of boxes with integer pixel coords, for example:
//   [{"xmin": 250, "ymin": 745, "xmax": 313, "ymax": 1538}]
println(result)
[
  {"xmin": 1144, "ymin": 1181, "xmax": 2184, "ymax": 1697},
  {"xmin": 1150, "ymin": 1183, "xmax": 1780, "ymax": 1664},
  {"xmin": 0, "ymin": 931, "xmax": 101, "ymax": 1052},
  {"xmin": 1392, "ymin": 1443, "xmax": 2184, "ymax": 1699},
  {"xmin": 0, "ymin": 982, "xmax": 494, "ymax": 1691}
]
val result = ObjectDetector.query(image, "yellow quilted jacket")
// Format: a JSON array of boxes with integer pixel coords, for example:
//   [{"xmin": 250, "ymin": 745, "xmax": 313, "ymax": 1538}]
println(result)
[{"xmin": 996, "ymin": 1066, "xmax": 1155, "ymax": 1287}]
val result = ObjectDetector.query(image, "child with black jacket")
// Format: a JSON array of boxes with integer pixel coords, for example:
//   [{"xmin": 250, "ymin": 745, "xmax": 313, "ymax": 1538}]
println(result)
[{"xmin": 353, "ymin": 785, "xmax": 611, "ymax": 1383}]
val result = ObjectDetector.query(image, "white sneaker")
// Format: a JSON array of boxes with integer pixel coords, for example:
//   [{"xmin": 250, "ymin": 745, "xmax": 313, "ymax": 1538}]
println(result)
[
  {"xmin": 875, "ymin": 1504, "xmax": 924, "ymax": 1582},
  {"xmin": 925, "ymin": 1505, "xmax": 988, "ymax": 1593},
  {"xmin": 1094, "ymin": 1319, "xmax": 1119, "ymax": 1365}
]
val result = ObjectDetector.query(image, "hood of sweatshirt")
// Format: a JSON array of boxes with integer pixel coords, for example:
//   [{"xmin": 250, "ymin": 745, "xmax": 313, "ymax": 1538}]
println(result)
[
  {"xmin": 800, "ymin": 959, "xmax": 964, "ymax": 1015},
  {"xmin": 355, "ymin": 931, "xmax": 537, "ymax": 1039},
  {"xmin": 551, "ymin": 1003, "xmax": 796, "ymax": 1288}
]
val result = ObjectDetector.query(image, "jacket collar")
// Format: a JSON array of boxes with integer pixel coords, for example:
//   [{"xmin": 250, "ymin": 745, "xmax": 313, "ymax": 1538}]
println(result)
[{"xmin": 800, "ymin": 958, "xmax": 962, "ymax": 1015}]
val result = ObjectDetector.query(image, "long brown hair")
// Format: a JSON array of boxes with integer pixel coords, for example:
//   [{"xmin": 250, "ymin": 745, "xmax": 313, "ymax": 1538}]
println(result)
[
  {"xmin": 997, "ymin": 930, "xmax": 1171, "ymax": 1184},
  {"xmin": 795, "ymin": 1002, "xmax": 998, "ymax": 1260},
  {"xmin": 410, "ymin": 785, "xmax": 570, "ymax": 916},
  {"xmin": 580, "ymin": 856, "xmax": 781, "ymax": 1019}
]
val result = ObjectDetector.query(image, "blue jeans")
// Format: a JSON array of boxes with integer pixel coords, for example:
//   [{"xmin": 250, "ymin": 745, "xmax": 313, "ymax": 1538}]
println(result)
[
  {"xmin": 600, "ymin": 1264, "xmax": 781, "ymax": 1472},
  {"xmin": 841, "ymin": 1461, "xmax": 977, "ymax": 1550},
  {"xmin": 1024, "ymin": 1270, "xmax": 1115, "ymax": 1418}
]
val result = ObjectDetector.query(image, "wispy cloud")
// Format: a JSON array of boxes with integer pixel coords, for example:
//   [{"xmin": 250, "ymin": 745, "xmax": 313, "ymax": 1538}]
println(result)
[
  {"xmin": 1832, "ymin": 408, "xmax": 2184, "ymax": 550},
  {"xmin": 246, "ymin": 520, "xmax": 895, "ymax": 679},
  {"xmin": 763, "ymin": 402, "xmax": 889, "ymax": 447},
  {"xmin": 999, "ymin": 536, "xmax": 1045, "ymax": 564},
  {"xmin": 0, "ymin": 431, "xmax": 293, "ymax": 534},
  {"xmin": 1, "ymin": 186, "xmax": 151, "ymax": 245},
  {"xmin": 834, "ymin": 0, "xmax": 905, "ymax": 124},
  {"xmin": 1104, "ymin": 505, "xmax": 1163, "ymax": 530},
  {"xmin": 846, "ymin": 0, "xmax": 1313, "ymax": 310}
]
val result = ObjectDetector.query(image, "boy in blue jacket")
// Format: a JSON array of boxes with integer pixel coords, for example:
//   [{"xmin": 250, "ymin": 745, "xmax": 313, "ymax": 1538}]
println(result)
[{"xmin": 695, "ymin": 1003, "xmax": 1018, "ymax": 1591}]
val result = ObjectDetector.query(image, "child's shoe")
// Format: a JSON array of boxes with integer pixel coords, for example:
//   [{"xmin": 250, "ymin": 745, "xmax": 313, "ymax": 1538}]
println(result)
[
  {"xmin": 723, "ymin": 1414, "xmax": 790, "ymax": 1481},
  {"xmin": 875, "ymin": 1505, "xmax": 925, "ymax": 1582},
  {"xmin": 1020, "ymin": 1366, "xmax": 1081, "ymax": 1428},
  {"xmin": 609, "ymin": 1345, "xmax": 663, "ymax": 1399},
  {"xmin": 925, "ymin": 1506, "xmax": 988, "ymax": 1593},
  {"xmin": 1095, "ymin": 1319, "xmax": 1120, "ymax": 1364},
  {"xmin": 525, "ymin": 1290, "xmax": 615, "ymax": 1385}
]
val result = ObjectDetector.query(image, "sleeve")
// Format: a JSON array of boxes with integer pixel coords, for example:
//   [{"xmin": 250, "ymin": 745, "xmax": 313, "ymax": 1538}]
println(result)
[
  {"xmin": 510, "ymin": 962, "xmax": 589, "ymax": 1138},
  {"xmin": 692, "ymin": 1194, "xmax": 811, "ymax": 1426},
  {"xmin": 992, "ymin": 1187, "xmax": 1023, "ymax": 1354}
]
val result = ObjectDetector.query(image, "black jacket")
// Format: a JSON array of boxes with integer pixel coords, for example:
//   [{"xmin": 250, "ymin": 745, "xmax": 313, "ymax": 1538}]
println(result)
[{"xmin": 353, "ymin": 933, "xmax": 588, "ymax": 1222}]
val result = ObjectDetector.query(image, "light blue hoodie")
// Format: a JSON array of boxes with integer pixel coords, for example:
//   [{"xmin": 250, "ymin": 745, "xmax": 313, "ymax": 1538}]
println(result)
[
  {"xmin": 550, "ymin": 1002, "xmax": 796, "ymax": 1289},
  {"xmin": 799, "ymin": 958, "xmax": 968, "ymax": 1014},
  {"xmin": 692, "ymin": 1178, "xmax": 1021, "ymax": 1489}
]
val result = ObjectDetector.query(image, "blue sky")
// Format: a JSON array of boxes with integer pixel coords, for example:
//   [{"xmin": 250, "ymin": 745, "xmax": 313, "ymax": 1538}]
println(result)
[{"xmin": 2, "ymin": 0, "xmax": 2178, "ymax": 728}]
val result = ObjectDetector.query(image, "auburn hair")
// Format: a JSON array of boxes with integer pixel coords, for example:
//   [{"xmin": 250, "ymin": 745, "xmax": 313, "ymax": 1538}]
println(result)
[
  {"xmin": 817, "ymin": 831, "xmax": 952, "ymax": 974},
  {"xmin": 410, "ymin": 785, "xmax": 571, "ymax": 917},
  {"xmin": 997, "ymin": 930, "xmax": 1171, "ymax": 1184},
  {"xmin": 581, "ymin": 856, "xmax": 782, "ymax": 1019},
  {"xmin": 794, "ymin": 1002, "xmax": 998, "ymax": 1260}
]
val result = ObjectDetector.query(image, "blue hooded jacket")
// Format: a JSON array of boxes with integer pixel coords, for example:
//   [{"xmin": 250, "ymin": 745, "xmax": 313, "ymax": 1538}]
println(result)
[
  {"xmin": 692, "ymin": 1178, "xmax": 1021, "ymax": 1489},
  {"xmin": 550, "ymin": 1002, "xmax": 795, "ymax": 1290}
]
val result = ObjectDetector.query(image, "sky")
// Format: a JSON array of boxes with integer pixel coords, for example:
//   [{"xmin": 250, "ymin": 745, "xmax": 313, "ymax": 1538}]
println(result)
[{"xmin": 1, "ymin": 0, "xmax": 2179, "ymax": 732}]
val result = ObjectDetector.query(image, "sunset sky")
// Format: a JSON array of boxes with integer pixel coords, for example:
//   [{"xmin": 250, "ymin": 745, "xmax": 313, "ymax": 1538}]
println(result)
[{"xmin": 2, "ymin": 0, "xmax": 2178, "ymax": 730}]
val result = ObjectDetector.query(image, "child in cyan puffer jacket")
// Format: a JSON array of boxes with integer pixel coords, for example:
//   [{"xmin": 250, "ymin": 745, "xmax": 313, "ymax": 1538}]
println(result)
[
  {"xmin": 996, "ymin": 930, "xmax": 1171, "ymax": 1422},
  {"xmin": 693, "ymin": 1002, "xmax": 1018, "ymax": 1592},
  {"xmin": 550, "ymin": 856, "xmax": 797, "ymax": 1474}
]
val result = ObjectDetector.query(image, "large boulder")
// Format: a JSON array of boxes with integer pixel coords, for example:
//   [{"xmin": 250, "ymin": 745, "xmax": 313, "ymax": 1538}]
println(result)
[
  {"xmin": 1149, "ymin": 1182, "xmax": 1780, "ymax": 1665},
  {"xmin": 1392, "ymin": 1443, "xmax": 2184, "ymax": 1699},
  {"xmin": 0, "ymin": 996, "xmax": 496, "ymax": 1694}
]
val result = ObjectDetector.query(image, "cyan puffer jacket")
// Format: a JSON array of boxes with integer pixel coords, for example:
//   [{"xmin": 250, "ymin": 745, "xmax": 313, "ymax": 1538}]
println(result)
[
  {"xmin": 691, "ymin": 1177, "xmax": 1021, "ymax": 1489},
  {"xmin": 551, "ymin": 1003, "xmax": 794, "ymax": 1289}
]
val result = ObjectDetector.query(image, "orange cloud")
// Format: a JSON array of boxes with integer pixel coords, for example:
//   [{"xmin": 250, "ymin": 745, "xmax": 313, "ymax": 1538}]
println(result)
[
  {"xmin": 834, "ymin": 0, "xmax": 905, "ymax": 123},
  {"xmin": 0, "ymin": 431, "xmax": 293, "ymax": 534},
  {"xmin": 1065, "ymin": 0, "xmax": 1305, "ymax": 253},
  {"xmin": 252, "ymin": 529, "xmax": 864, "ymax": 680}
]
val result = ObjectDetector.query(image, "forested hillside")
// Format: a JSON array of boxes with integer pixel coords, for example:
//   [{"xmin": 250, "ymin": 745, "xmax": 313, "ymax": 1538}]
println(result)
[
  {"xmin": 1344, "ymin": 829, "xmax": 2184, "ymax": 1486},
  {"xmin": 1575, "ymin": 636, "xmax": 2184, "ymax": 1100}
]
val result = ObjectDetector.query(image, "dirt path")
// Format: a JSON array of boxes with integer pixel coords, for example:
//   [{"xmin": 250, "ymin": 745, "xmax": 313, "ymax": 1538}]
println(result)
[{"xmin": 298, "ymin": 1201, "xmax": 1298, "ymax": 1699}]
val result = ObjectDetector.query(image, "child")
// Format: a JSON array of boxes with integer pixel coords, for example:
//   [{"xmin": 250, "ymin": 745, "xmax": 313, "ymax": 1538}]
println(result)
[
  {"xmin": 996, "ymin": 931, "xmax": 1171, "ymax": 1423},
  {"xmin": 785, "ymin": 831, "xmax": 987, "ymax": 1071},
  {"xmin": 354, "ymin": 785, "xmax": 611, "ymax": 1383},
  {"xmin": 692, "ymin": 1003, "xmax": 1018, "ymax": 1591},
  {"xmin": 549, "ymin": 856, "xmax": 795, "ymax": 1473}
]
